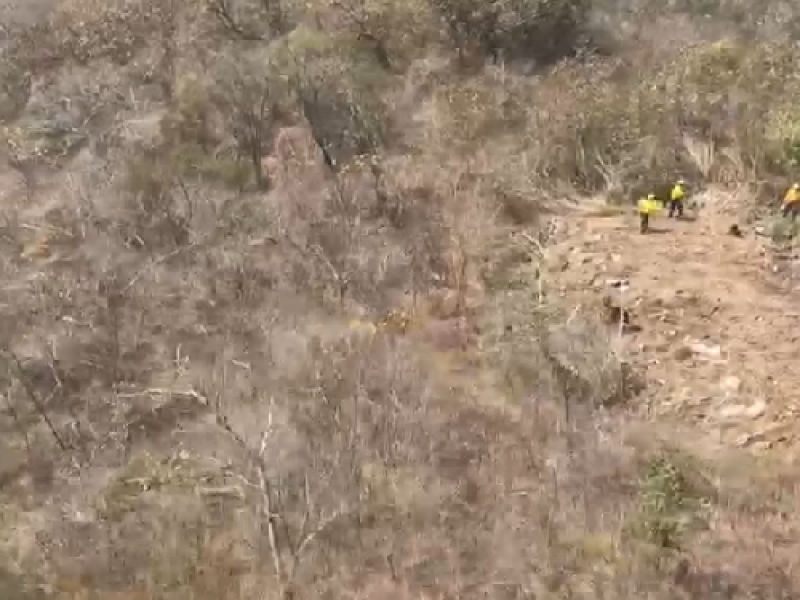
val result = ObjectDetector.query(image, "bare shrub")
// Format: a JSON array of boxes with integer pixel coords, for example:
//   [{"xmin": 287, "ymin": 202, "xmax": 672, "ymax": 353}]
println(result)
[
  {"xmin": 261, "ymin": 124, "xmax": 325, "ymax": 189},
  {"xmin": 430, "ymin": 0, "xmax": 591, "ymax": 68},
  {"xmin": 49, "ymin": 0, "xmax": 172, "ymax": 65},
  {"xmin": 269, "ymin": 165, "xmax": 417, "ymax": 312},
  {"xmin": 276, "ymin": 26, "xmax": 390, "ymax": 171},
  {"xmin": 495, "ymin": 299, "xmax": 641, "ymax": 417},
  {"xmin": 203, "ymin": 0, "xmax": 295, "ymax": 40},
  {"xmin": 0, "ymin": 40, "xmax": 33, "ymax": 122},
  {"xmin": 160, "ymin": 74, "xmax": 218, "ymax": 151},
  {"xmin": 207, "ymin": 50, "xmax": 292, "ymax": 189},
  {"xmin": 121, "ymin": 150, "xmax": 194, "ymax": 249},
  {"xmin": 322, "ymin": 0, "xmax": 435, "ymax": 70},
  {"xmin": 431, "ymin": 70, "xmax": 530, "ymax": 146}
]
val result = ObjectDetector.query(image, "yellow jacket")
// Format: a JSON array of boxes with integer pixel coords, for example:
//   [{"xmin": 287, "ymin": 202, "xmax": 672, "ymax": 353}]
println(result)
[
  {"xmin": 638, "ymin": 196, "xmax": 661, "ymax": 215},
  {"xmin": 784, "ymin": 188, "xmax": 800, "ymax": 206},
  {"xmin": 670, "ymin": 184, "xmax": 685, "ymax": 202}
]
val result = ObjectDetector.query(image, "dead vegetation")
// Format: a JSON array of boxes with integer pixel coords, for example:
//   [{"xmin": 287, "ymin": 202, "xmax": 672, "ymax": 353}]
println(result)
[{"xmin": 1, "ymin": 0, "xmax": 800, "ymax": 598}]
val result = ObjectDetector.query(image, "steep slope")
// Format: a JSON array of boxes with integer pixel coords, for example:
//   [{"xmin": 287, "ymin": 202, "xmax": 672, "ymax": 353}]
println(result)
[{"xmin": 547, "ymin": 190, "xmax": 800, "ymax": 455}]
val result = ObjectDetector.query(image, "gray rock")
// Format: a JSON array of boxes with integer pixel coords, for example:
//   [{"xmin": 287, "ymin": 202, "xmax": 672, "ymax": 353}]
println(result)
[
  {"xmin": 718, "ymin": 404, "xmax": 747, "ymax": 419},
  {"xmin": 719, "ymin": 375, "xmax": 741, "ymax": 396},
  {"xmin": 688, "ymin": 339, "xmax": 722, "ymax": 360},
  {"xmin": 744, "ymin": 399, "xmax": 766, "ymax": 419}
]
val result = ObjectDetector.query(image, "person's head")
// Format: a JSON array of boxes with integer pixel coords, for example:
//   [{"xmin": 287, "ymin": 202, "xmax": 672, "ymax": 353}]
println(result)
[
  {"xmin": 677, "ymin": 179, "xmax": 686, "ymax": 186},
  {"xmin": 793, "ymin": 183, "xmax": 799, "ymax": 190},
  {"xmin": 647, "ymin": 193, "xmax": 655, "ymax": 200}
]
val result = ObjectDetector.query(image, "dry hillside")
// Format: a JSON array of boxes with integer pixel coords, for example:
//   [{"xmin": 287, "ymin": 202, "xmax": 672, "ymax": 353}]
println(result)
[{"xmin": 2, "ymin": 0, "xmax": 800, "ymax": 598}]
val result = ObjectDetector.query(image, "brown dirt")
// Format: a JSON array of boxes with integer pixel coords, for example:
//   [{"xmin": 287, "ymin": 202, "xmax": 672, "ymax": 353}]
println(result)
[
  {"xmin": 547, "ymin": 189, "xmax": 800, "ymax": 456},
  {"xmin": 0, "ymin": 0, "xmax": 58, "ymax": 25}
]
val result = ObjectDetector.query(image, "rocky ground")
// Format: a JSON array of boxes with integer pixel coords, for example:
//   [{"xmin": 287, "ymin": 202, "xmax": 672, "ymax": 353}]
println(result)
[{"xmin": 548, "ymin": 190, "xmax": 800, "ymax": 456}]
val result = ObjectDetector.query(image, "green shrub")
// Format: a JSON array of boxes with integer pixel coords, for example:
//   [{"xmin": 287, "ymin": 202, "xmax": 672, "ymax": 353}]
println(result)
[
  {"xmin": 174, "ymin": 145, "xmax": 253, "ymax": 190},
  {"xmin": 634, "ymin": 455, "xmax": 705, "ymax": 549},
  {"xmin": 681, "ymin": 39, "xmax": 744, "ymax": 92},
  {"xmin": 124, "ymin": 151, "xmax": 173, "ymax": 206},
  {"xmin": 769, "ymin": 216, "xmax": 800, "ymax": 244},
  {"xmin": 763, "ymin": 104, "xmax": 800, "ymax": 174},
  {"xmin": 198, "ymin": 155, "xmax": 253, "ymax": 190},
  {"xmin": 122, "ymin": 149, "xmax": 193, "ymax": 249},
  {"xmin": 127, "ymin": 142, "xmax": 253, "ymax": 194},
  {"xmin": 160, "ymin": 76, "xmax": 218, "ymax": 150}
]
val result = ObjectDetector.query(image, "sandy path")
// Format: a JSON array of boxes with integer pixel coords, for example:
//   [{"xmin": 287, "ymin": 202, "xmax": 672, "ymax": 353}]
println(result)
[{"xmin": 548, "ymin": 191, "xmax": 800, "ymax": 454}]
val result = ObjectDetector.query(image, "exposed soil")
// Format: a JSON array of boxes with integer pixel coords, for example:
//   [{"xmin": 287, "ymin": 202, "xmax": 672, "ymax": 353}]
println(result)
[{"xmin": 548, "ymin": 191, "xmax": 800, "ymax": 456}]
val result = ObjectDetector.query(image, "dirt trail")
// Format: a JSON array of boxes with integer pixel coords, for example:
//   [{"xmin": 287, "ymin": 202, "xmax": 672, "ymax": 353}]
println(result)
[{"xmin": 548, "ymin": 190, "xmax": 800, "ymax": 455}]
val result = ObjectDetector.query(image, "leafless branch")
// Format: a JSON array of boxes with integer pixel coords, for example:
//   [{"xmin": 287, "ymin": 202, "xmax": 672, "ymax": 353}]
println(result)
[
  {"xmin": 6, "ymin": 351, "xmax": 67, "ymax": 451},
  {"xmin": 2, "ymin": 388, "xmax": 31, "ymax": 453},
  {"xmin": 207, "ymin": 0, "xmax": 267, "ymax": 41}
]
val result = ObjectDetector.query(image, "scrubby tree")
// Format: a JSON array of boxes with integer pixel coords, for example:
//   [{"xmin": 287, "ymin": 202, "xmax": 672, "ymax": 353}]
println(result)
[
  {"xmin": 275, "ymin": 26, "xmax": 389, "ymax": 172},
  {"xmin": 209, "ymin": 52, "xmax": 291, "ymax": 189},
  {"xmin": 204, "ymin": 0, "xmax": 294, "ymax": 40},
  {"xmin": 430, "ymin": 0, "xmax": 591, "ymax": 67},
  {"xmin": 325, "ymin": 0, "xmax": 434, "ymax": 70}
]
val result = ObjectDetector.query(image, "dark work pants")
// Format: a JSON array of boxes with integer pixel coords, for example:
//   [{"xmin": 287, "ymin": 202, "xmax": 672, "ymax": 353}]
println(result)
[
  {"xmin": 640, "ymin": 213, "xmax": 649, "ymax": 234},
  {"xmin": 668, "ymin": 199, "xmax": 684, "ymax": 218}
]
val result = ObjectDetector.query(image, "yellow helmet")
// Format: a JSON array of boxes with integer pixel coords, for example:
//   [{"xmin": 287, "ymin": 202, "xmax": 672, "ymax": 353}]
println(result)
[{"xmin": 647, "ymin": 193, "xmax": 656, "ymax": 200}]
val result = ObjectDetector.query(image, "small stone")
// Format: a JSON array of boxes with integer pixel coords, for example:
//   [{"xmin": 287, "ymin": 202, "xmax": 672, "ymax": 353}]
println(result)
[
  {"xmin": 606, "ymin": 278, "xmax": 629, "ymax": 288},
  {"xmin": 745, "ymin": 399, "xmax": 767, "ymax": 419},
  {"xmin": 718, "ymin": 404, "xmax": 747, "ymax": 419},
  {"xmin": 689, "ymin": 339, "xmax": 722, "ymax": 360},
  {"xmin": 736, "ymin": 430, "xmax": 768, "ymax": 447},
  {"xmin": 719, "ymin": 375, "xmax": 741, "ymax": 395}
]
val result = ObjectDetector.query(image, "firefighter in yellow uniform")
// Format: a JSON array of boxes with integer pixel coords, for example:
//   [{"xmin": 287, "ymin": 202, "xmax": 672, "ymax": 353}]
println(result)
[
  {"xmin": 638, "ymin": 193, "xmax": 660, "ymax": 234},
  {"xmin": 668, "ymin": 179, "xmax": 686, "ymax": 218},
  {"xmin": 783, "ymin": 183, "xmax": 800, "ymax": 220}
]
